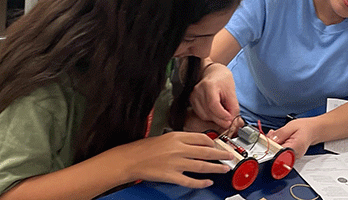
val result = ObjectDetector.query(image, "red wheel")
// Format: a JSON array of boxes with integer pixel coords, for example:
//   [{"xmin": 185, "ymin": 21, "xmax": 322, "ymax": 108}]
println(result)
[
  {"xmin": 231, "ymin": 158, "xmax": 259, "ymax": 190},
  {"xmin": 271, "ymin": 148, "xmax": 295, "ymax": 179},
  {"xmin": 203, "ymin": 130, "xmax": 219, "ymax": 140}
]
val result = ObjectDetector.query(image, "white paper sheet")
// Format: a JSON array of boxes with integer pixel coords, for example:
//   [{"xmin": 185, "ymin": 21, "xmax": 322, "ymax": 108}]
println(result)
[
  {"xmin": 294, "ymin": 153, "xmax": 348, "ymax": 199},
  {"xmin": 225, "ymin": 194, "xmax": 246, "ymax": 200},
  {"xmin": 324, "ymin": 98, "xmax": 348, "ymax": 154}
]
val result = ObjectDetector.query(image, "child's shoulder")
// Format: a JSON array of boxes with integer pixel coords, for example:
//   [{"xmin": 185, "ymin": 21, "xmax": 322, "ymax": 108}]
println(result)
[
  {"xmin": 8, "ymin": 81, "xmax": 79, "ymax": 121},
  {"xmin": 21, "ymin": 83, "xmax": 70, "ymax": 112}
]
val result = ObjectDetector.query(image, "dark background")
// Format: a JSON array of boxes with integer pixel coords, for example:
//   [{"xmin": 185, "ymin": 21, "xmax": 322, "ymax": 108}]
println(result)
[{"xmin": 7, "ymin": 0, "xmax": 24, "ymax": 27}]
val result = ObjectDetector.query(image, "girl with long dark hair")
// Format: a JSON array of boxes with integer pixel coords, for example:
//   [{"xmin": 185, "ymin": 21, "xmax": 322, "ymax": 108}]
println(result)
[{"xmin": 0, "ymin": 0, "xmax": 241, "ymax": 199}]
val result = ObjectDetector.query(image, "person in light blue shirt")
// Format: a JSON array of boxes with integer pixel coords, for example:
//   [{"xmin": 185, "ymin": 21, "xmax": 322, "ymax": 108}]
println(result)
[{"xmin": 188, "ymin": 0, "xmax": 348, "ymax": 159}]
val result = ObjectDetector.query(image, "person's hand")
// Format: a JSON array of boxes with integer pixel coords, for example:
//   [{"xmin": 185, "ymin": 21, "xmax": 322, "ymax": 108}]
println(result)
[
  {"xmin": 190, "ymin": 62, "xmax": 242, "ymax": 129},
  {"xmin": 121, "ymin": 132, "xmax": 233, "ymax": 188},
  {"xmin": 183, "ymin": 107, "xmax": 243, "ymax": 138},
  {"xmin": 184, "ymin": 107, "xmax": 226, "ymax": 133},
  {"xmin": 266, "ymin": 118, "xmax": 320, "ymax": 159}
]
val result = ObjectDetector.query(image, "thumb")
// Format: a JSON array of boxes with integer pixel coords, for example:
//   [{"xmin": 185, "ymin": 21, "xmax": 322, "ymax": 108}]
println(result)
[{"xmin": 267, "ymin": 125, "xmax": 295, "ymax": 144}]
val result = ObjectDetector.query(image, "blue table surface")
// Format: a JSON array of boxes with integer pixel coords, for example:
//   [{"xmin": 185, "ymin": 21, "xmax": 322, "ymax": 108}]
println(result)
[{"xmin": 99, "ymin": 143, "xmax": 332, "ymax": 200}]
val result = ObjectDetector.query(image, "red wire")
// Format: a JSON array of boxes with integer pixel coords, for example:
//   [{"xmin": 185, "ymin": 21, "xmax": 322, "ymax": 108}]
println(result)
[
  {"xmin": 257, "ymin": 120, "xmax": 264, "ymax": 134},
  {"xmin": 257, "ymin": 120, "xmax": 270, "ymax": 160}
]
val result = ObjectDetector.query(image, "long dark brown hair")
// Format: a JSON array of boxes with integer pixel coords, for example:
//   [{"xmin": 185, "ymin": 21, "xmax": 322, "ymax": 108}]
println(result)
[{"xmin": 0, "ymin": 0, "xmax": 240, "ymax": 162}]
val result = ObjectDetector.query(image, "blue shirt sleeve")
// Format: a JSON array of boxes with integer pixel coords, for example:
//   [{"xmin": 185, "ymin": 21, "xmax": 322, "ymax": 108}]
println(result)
[{"xmin": 225, "ymin": 0, "xmax": 266, "ymax": 47}]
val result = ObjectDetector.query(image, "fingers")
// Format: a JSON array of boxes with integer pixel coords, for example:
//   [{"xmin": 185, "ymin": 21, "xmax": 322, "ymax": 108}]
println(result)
[
  {"xmin": 190, "ymin": 96, "xmax": 209, "ymax": 121},
  {"xmin": 134, "ymin": 132, "xmax": 235, "ymax": 188},
  {"xmin": 191, "ymin": 92, "xmax": 232, "ymax": 120},
  {"xmin": 166, "ymin": 173, "xmax": 214, "ymax": 188},
  {"xmin": 190, "ymin": 86, "xmax": 234, "ymax": 129},
  {"xmin": 178, "ymin": 132, "xmax": 216, "ymax": 147},
  {"xmin": 190, "ymin": 97, "xmax": 233, "ymax": 129},
  {"xmin": 221, "ymin": 88, "xmax": 240, "ymax": 118},
  {"xmin": 281, "ymin": 141, "xmax": 304, "ymax": 159},
  {"xmin": 208, "ymin": 101, "xmax": 234, "ymax": 128},
  {"xmin": 225, "ymin": 117, "xmax": 244, "ymax": 138},
  {"xmin": 189, "ymin": 62, "xmax": 240, "ymax": 130},
  {"xmin": 183, "ymin": 109, "xmax": 224, "ymax": 133},
  {"xmin": 267, "ymin": 129, "xmax": 283, "ymax": 144},
  {"xmin": 267, "ymin": 124, "xmax": 297, "ymax": 144},
  {"xmin": 266, "ymin": 122, "xmax": 308, "ymax": 159},
  {"xmin": 165, "ymin": 132, "xmax": 234, "ymax": 160},
  {"xmin": 176, "ymin": 158, "xmax": 231, "ymax": 174},
  {"xmin": 211, "ymin": 117, "xmax": 233, "ymax": 130},
  {"xmin": 184, "ymin": 145, "xmax": 234, "ymax": 161},
  {"xmin": 166, "ymin": 161, "xmax": 231, "ymax": 188}
]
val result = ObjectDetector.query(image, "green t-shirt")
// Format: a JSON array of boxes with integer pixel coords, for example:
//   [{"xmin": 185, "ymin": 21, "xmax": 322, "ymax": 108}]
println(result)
[
  {"xmin": 148, "ymin": 59, "xmax": 175, "ymax": 137},
  {"xmin": 0, "ymin": 81, "xmax": 85, "ymax": 195},
  {"xmin": 0, "ymin": 60, "xmax": 176, "ymax": 195}
]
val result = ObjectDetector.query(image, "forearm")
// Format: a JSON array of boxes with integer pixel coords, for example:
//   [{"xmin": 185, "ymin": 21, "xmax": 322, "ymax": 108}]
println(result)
[
  {"xmin": 209, "ymin": 28, "xmax": 241, "ymax": 65},
  {"xmin": 312, "ymin": 103, "xmax": 348, "ymax": 145},
  {"xmin": 0, "ymin": 146, "xmax": 135, "ymax": 200},
  {"xmin": 202, "ymin": 28, "xmax": 241, "ymax": 70}
]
